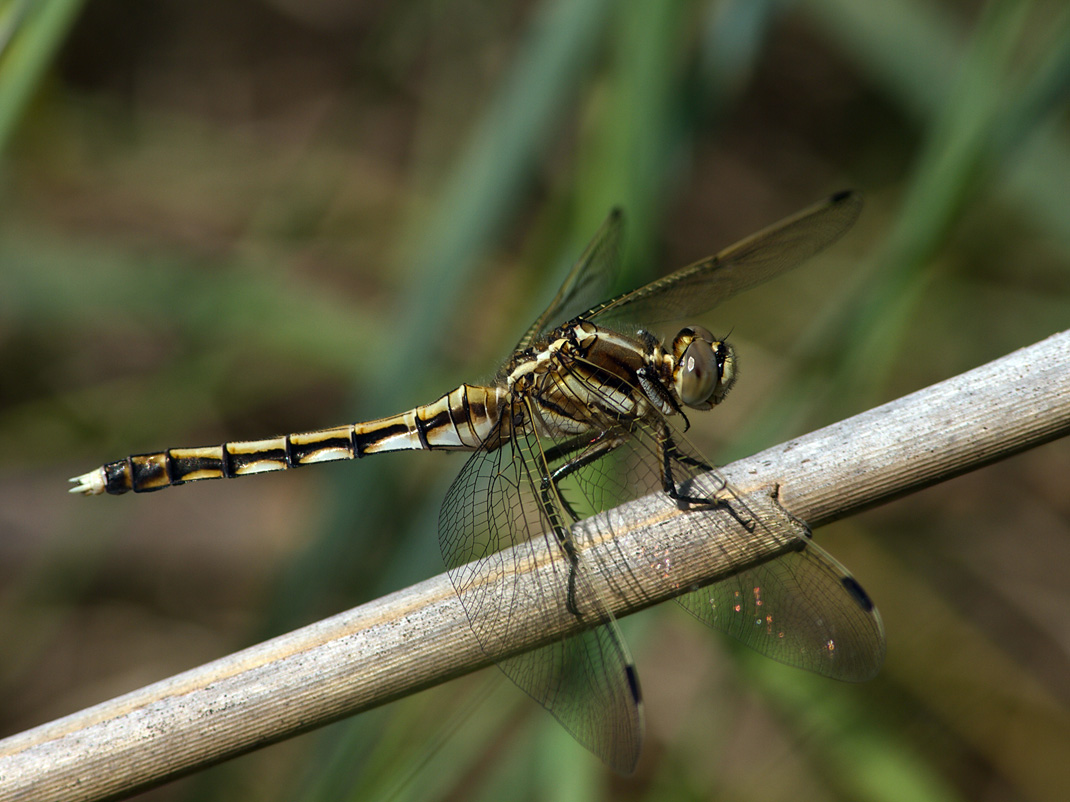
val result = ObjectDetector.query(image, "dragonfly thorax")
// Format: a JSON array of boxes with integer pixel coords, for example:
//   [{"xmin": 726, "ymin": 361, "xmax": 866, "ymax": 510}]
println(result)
[{"xmin": 670, "ymin": 326, "xmax": 735, "ymax": 410}]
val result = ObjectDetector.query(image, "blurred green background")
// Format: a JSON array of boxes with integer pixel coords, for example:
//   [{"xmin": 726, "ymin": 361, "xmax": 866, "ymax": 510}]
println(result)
[{"xmin": 1, "ymin": 0, "xmax": 1068, "ymax": 799}]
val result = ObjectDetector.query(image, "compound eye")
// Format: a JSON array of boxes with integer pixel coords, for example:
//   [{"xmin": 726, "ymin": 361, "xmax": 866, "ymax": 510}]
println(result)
[
  {"xmin": 677, "ymin": 338, "xmax": 720, "ymax": 408},
  {"xmin": 686, "ymin": 325, "xmax": 715, "ymax": 343}
]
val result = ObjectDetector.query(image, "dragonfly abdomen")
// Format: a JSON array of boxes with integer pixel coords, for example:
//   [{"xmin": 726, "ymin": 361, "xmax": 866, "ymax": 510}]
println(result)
[
  {"xmin": 68, "ymin": 384, "xmax": 507, "ymax": 496},
  {"xmin": 358, "ymin": 384, "xmax": 507, "ymax": 455}
]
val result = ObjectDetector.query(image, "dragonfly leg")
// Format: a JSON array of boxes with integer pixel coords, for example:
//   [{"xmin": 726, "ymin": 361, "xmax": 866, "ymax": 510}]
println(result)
[
  {"xmin": 540, "ymin": 431, "xmax": 627, "ymax": 522},
  {"xmin": 657, "ymin": 424, "xmax": 756, "ymax": 532},
  {"xmin": 532, "ymin": 448, "xmax": 583, "ymax": 616},
  {"xmin": 636, "ymin": 363, "xmax": 690, "ymax": 429},
  {"xmin": 536, "ymin": 431, "xmax": 627, "ymax": 617}
]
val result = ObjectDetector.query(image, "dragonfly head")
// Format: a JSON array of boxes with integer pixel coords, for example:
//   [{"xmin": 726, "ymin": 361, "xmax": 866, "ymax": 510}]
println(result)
[{"xmin": 671, "ymin": 326, "xmax": 736, "ymax": 410}]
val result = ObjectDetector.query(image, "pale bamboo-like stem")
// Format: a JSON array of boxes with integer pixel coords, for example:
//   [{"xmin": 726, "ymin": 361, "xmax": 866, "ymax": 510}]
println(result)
[{"xmin": 1, "ymin": 330, "xmax": 1067, "ymax": 802}]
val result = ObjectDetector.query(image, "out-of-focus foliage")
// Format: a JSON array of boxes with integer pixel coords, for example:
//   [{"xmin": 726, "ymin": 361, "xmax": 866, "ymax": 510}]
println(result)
[{"xmin": 0, "ymin": 0, "xmax": 1067, "ymax": 800}]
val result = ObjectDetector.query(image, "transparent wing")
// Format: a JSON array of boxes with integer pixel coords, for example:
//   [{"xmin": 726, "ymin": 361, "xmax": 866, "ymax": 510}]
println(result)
[
  {"xmin": 587, "ymin": 190, "xmax": 862, "ymax": 328},
  {"xmin": 675, "ymin": 536, "xmax": 885, "ymax": 681},
  {"xmin": 441, "ymin": 297, "xmax": 882, "ymax": 769},
  {"xmin": 515, "ymin": 208, "xmax": 624, "ymax": 351},
  {"xmin": 439, "ymin": 405, "xmax": 643, "ymax": 773},
  {"xmin": 532, "ymin": 348, "xmax": 885, "ymax": 681}
]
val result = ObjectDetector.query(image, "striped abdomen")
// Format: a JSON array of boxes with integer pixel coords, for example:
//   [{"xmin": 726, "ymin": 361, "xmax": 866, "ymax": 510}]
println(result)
[{"xmin": 69, "ymin": 384, "xmax": 508, "ymax": 496}]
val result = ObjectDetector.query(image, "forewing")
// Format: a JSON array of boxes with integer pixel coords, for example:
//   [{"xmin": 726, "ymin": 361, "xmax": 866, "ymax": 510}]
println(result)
[
  {"xmin": 538, "ymin": 349, "xmax": 885, "ymax": 681},
  {"xmin": 439, "ymin": 409, "xmax": 642, "ymax": 773},
  {"xmin": 675, "ymin": 536, "xmax": 886, "ymax": 681},
  {"xmin": 515, "ymin": 208, "xmax": 624, "ymax": 351},
  {"xmin": 588, "ymin": 191, "xmax": 862, "ymax": 328}
]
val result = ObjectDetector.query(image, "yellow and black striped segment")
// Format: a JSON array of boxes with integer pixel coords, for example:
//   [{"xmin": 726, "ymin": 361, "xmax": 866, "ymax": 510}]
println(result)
[{"xmin": 69, "ymin": 384, "xmax": 508, "ymax": 496}]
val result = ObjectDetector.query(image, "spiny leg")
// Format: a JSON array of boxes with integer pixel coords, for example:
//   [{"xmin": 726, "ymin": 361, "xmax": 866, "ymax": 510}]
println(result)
[
  {"xmin": 534, "ymin": 459, "xmax": 584, "ymax": 616},
  {"xmin": 536, "ymin": 431, "xmax": 631, "ymax": 615},
  {"xmin": 519, "ymin": 401, "xmax": 590, "ymax": 618},
  {"xmin": 540, "ymin": 431, "xmax": 628, "ymax": 522},
  {"xmin": 656, "ymin": 423, "xmax": 755, "ymax": 532}
]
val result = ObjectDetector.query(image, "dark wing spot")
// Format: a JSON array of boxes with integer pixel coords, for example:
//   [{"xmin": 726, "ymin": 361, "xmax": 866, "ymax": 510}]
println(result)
[
  {"xmin": 841, "ymin": 575, "xmax": 875, "ymax": 613},
  {"xmin": 625, "ymin": 664, "xmax": 642, "ymax": 704}
]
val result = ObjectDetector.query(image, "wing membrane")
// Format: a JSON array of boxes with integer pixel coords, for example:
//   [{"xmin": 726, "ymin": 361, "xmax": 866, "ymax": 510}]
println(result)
[
  {"xmin": 515, "ymin": 209, "xmax": 624, "ymax": 351},
  {"xmin": 675, "ymin": 538, "xmax": 885, "ymax": 681},
  {"xmin": 588, "ymin": 191, "xmax": 862, "ymax": 328},
  {"xmin": 439, "ymin": 193, "xmax": 878, "ymax": 770},
  {"xmin": 439, "ymin": 406, "xmax": 643, "ymax": 773},
  {"xmin": 538, "ymin": 347, "xmax": 885, "ymax": 680}
]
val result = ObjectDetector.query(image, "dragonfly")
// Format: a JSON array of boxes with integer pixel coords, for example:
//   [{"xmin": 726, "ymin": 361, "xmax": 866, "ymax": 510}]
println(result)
[{"xmin": 69, "ymin": 190, "xmax": 884, "ymax": 773}]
